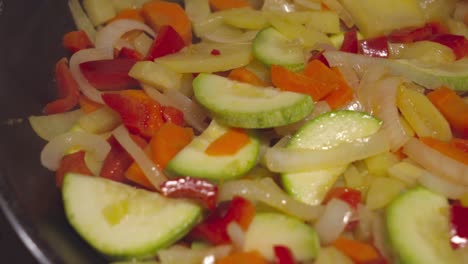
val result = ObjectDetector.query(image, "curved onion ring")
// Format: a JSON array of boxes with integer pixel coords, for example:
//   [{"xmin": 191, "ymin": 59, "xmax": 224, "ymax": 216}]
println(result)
[
  {"xmin": 40, "ymin": 131, "xmax": 110, "ymax": 171},
  {"xmin": 69, "ymin": 48, "xmax": 111, "ymax": 104},
  {"xmin": 95, "ymin": 19, "xmax": 155, "ymax": 58},
  {"xmin": 112, "ymin": 125, "xmax": 167, "ymax": 189},
  {"xmin": 314, "ymin": 198, "xmax": 352, "ymax": 245}
]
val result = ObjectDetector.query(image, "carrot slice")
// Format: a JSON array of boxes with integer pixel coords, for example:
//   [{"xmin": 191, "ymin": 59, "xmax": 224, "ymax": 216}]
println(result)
[
  {"xmin": 141, "ymin": 0, "xmax": 192, "ymax": 44},
  {"xmin": 205, "ymin": 128, "xmax": 250, "ymax": 156},
  {"xmin": 420, "ymin": 137, "xmax": 468, "ymax": 165},
  {"xmin": 228, "ymin": 67, "xmax": 267, "ymax": 87},
  {"xmin": 110, "ymin": 8, "xmax": 144, "ymax": 23},
  {"xmin": 271, "ymin": 64, "xmax": 334, "ymax": 101},
  {"xmin": 333, "ymin": 236, "xmax": 381, "ymax": 263},
  {"xmin": 125, "ymin": 160, "xmax": 155, "ymax": 190},
  {"xmin": 217, "ymin": 250, "xmax": 267, "ymax": 264},
  {"xmin": 451, "ymin": 138, "xmax": 468, "ymax": 153},
  {"xmin": 427, "ymin": 86, "xmax": 468, "ymax": 138},
  {"xmin": 322, "ymin": 67, "xmax": 354, "ymax": 109},
  {"xmin": 209, "ymin": 0, "xmax": 251, "ymax": 11},
  {"xmin": 79, "ymin": 95, "xmax": 103, "ymax": 113},
  {"xmin": 151, "ymin": 122, "xmax": 194, "ymax": 169}
]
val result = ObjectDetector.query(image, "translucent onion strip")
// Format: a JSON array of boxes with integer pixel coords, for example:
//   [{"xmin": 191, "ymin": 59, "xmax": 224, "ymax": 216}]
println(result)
[
  {"xmin": 403, "ymin": 137, "xmax": 468, "ymax": 186},
  {"xmin": 95, "ymin": 19, "xmax": 155, "ymax": 57},
  {"xmin": 226, "ymin": 222, "xmax": 245, "ymax": 251},
  {"xmin": 112, "ymin": 125, "xmax": 167, "ymax": 189},
  {"xmin": 40, "ymin": 131, "xmax": 111, "ymax": 171},
  {"xmin": 29, "ymin": 109, "xmax": 84, "ymax": 141},
  {"xmin": 218, "ymin": 177, "xmax": 324, "ymax": 221},
  {"xmin": 372, "ymin": 77, "xmax": 410, "ymax": 151},
  {"xmin": 68, "ymin": 0, "xmax": 96, "ymax": 42},
  {"xmin": 69, "ymin": 48, "xmax": 111, "ymax": 103},
  {"xmin": 321, "ymin": 0, "xmax": 354, "ymax": 28},
  {"xmin": 158, "ymin": 244, "xmax": 232, "ymax": 264},
  {"xmin": 314, "ymin": 198, "xmax": 352, "ymax": 245},
  {"xmin": 265, "ymin": 131, "xmax": 390, "ymax": 173}
]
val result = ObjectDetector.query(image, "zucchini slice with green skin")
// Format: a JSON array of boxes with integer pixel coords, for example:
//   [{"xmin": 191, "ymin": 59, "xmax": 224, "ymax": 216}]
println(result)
[
  {"xmin": 282, "ymin": 110, "xmax": 383, "ymax": 205},
  {"xmin": 252, "ymin": 27, "xmax": 305, "ymax": 70},
  {"xmin": 62, "ymin": 173, "xmax": 201, "ymax": 260},
  {"xmin": 166, "ymin": 120, "xmax": 260, "ymax": 180},
  {"xmin": 243, "ymin": 212, "xmax": 320, "ymax": 261},
  {"xmin": 193, "ymin": 73, "xmax": 314, "ymax": 128},
  {"xmin": 386, "ymin": 187, "xmax": 459, "ymax": 264}
]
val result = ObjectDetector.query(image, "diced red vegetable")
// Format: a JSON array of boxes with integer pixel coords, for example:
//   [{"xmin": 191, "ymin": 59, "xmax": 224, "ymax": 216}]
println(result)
[
  {"xmin": 145, "ymin": 25, "xmax": 186, "ymax": 61},
  {"xmin": 388, "ymin": 22, "xmax": 449, "ymax": 43},
  {"xmin": 189, "ymin": 196, "xmax": 255, "ymax": 244},
  {"xmin": 62, "ymin": 30, "xmax": 93, "ymax": 53},
  {"xmin": 44, "ymin": 58, "xmax": 81, "ymax": 114},
  {"xmin": 55, "ymin": 151, "xmax": 93, "ymax": 188},
  {"xmin": 102, "ymin": 90, "xmax": 164, "ymax": 138},
  {"xmin": 118, "ymin": 47, "xmax": 144, "ymax": 60},
  {"xmin": 450, "ymin": 204, "xmax": 468, "ymax": 248},
  {"xmin": 160, "ymin": 177, "xmax": 218, "ymax": 209},
  {"xmin": 324, "ymin": 187, "xmax": 362, "ymax": 209},
  {"xmin": 161, "ymin": 106, "xmax": 185, "ymax": 126},
  {"xmin": 79, "ymin": 58, "xmax": 139, "ymax": 90},
  {"xmin": 359, "ymin": 36, "xmax": 389, "ymax": 58},
  {"xmin": 274, "ymin": 245, "xmax": 296, "ymax": 264},
  {"xmin": 430, "ymin": 34, "xmax": 468, "ymax": 60},
  {"xmin": 211, "ymin": 49, "xmax": 221, "ymax": 56},
  {"xmin": 341, "ymin": 29, "xmax": 358, "ymax": 53},
  {"xmin": 99, "ymin": 135, "xmax": 147, "ymax": 183}
]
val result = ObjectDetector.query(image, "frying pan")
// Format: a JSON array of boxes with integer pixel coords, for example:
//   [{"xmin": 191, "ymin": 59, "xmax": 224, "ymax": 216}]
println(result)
[{"xmin": 0, "ymin": 0, "xmax": 106, "ymax": 263}]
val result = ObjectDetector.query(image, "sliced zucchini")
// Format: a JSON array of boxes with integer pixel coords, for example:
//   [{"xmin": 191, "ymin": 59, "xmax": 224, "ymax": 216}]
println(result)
[
  {"xmin": 282, "ymin": 110, "xmax": 382, "ymax": 205},
  {"xmin": 386, "ymin": 187, "xmax": 459, "ymax": 264},
  {"xmin": 243, "ymin": 212, "xmax": 320, "ymax": 262},
  {"xmin": 252, "ymin": 27, "xmax": 305, "ymax": 70},
  {"xmin": 193, "ymin": 73, "xmax": 313, "ymax": 128},
  {"xmin": 62, "ymin": 173, "xmax": 201, "ymax": 260},
  {"xmin": 166, "ymin": 120, "xmax": 260, "ymax": 180}
]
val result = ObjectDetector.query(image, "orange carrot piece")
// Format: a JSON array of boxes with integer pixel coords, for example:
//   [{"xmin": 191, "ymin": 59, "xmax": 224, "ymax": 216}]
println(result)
[
  {"xmin": 228, "ymin": 67, "xmax": 267, "ymax": 87},
  {"xmin": 451, "ymin": 138, "xmax": 468, "ymax": 153},
  {"xmin": 125, "ymin": 161, "xmax": 156, "ymax": 190},
  {"xmin": 209, "ymin": 0, "xmax": 251, "ymax": 11},
  {"xmin": 271, "ymin": 65, "xmax": 334, "ymax": 101},
  {"xmin": 427, "ymin": 86, "xmax": 468, "ymax": 138},
  {"xmin": 141, "ymin": 0, "xmax": 192, "ymax": 44},
  {"xmin": 205, "ymin": 128, "xmax": 250, "ymax": 156},
  {"xmin": 151, "ymin": 122, "xmax": 194, "ymax": 169},
  {"xmin": 79, "ymin": 95, "xmax": 103, "ymax": 113},
  {"xmin": 322, "ymin": 67, "xmax": 354, "ymax": 109},
  {"xmin": 110, "ymin": 8, "xmax": 144, "ymax": 23},
  {"xmin": 420, "ymin": 137, "xmax": 468, "ymax": 165},
  {"xmin": 333, "ymin": 236, "xmax": 381, "ymax": 263},
  {"xmin": 217, "ymin": 250, "xmax": 268, "ymax": 264},
  {"xmin": 321, "ymin": 2, "xmax": 330, "ymax": 10}
]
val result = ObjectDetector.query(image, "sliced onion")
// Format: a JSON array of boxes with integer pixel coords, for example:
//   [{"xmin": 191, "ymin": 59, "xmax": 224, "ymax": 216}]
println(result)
[
  {"xmin": 68, "ymin": 0, "xmax": 96, "ymax": 42},
  {"xmin": 78, "ymin": 107, "xmax": 122, "ymax": 134},
  {"xmin": 355, "ymin": 204, "xmax": 373, "ymax": 241},
  {"xmin": 158, "ymin": 244, "xmax": 232, "ymax": 264},
  {"xmin": 262, "ymin": 0, "xmax": 295, "ymax": 12},
  {"xmin": 418, "ymin": 169, "xmax": 468, "ymax": 200},
  {"xmin": 357, "ymin": 63, "xmax": 388, "ymax": 112},
  {"xmin": 40, "ymin": 131, "xmax": 111, "ymax": 171},
  {"xmin": 403, "ymin": 137, "xmax": 468, "ymax": 186},
  {"xmin": 324, "ymin": 51, "xmax": 379, "ymax": 76},
  {"xmin": 314, "ymin": 198, "xmax": 352, "ymax": 245},
  {"xmin": 203, "ymin": 27, "xmax": 258, "ymax": 44},
  {"xmin": 112, "ymin": 125, "xmax": 166, "ymax": 189},
  {"xmin": 293, "ymin": 0, "xmax": 321, "ymax": 10},
  {"xmin": 218, "ymin": 177, "xmax": 324, "ymax": 221},
  {"xmin": 372, "ymin": 77, "xmax": 410, "ymax": 151},
  {"xmin": 265, "ymin": 131, "xmax": 390, "ymax": 173},
  {"xmin": 321, "ymin": 0, "xmax": 354, "ymax": 28},
  {"xmin": 29, "ymin": 109, "xmax": 84, "ymax": 141},
  {"xmin": 95, "ymin": 19, "xmax": 155, "ymax": 58},
  {"xmin": 69, "ymin": 48, "xmax": 112, "ymax": 103},
  {"xmin": 226, "ymin": 222, "xmax": 245, "ymax": 251}
]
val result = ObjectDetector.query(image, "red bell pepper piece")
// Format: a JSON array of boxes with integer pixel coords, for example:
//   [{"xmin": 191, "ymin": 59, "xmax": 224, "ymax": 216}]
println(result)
[
  {"xmin": 44, "ymin": 58, "xmax": 81, "ymax": 114},
  {"xmin": 62, "ymin": 30, "xmax": 93, "ymax": 53},
  {"xmin": 100, "ymin": 135, "xmax": 147, "ymax": 183},
  {"xmin": 430, "ymin": 34, "xmax": 468, "ymax": 60},
  {"xmin": 341, "ymin": 29, "xmax": 358, "ymax": 53},
  {"xmin": 102, "ymin": 90, "xmax": 164, "ymax": 138},
  {"xmin": 161, "ymin": 106, "xmax": 185, "ymax": 126},
  {"xmin": 359, "ymin": 36, "xmax": 389, "ymax": 58},
  {"xmin": 145, "ymin": 25, "xmax": 186, "ymax": 61},
  {"xmin": 450, "ymin": 204, "xmax": 468, "ymax": 248},
  {"xmin": 79, "ymin": 58, "xmax": 139, "ymax": 91},
  {"xmin": 324, "ymin": 187, "xmax": 362, "ymax": 209},
  {"xmin": 159, "ymin": 177, "xmax": 218, "ymax": 209},
  {"xmin": 55, "ymin": 151, "xmax": 93, "ymax": 188},
  {"xmin": 274, "ymin": 245, "xmax": 296, "ymax": 264},
  {"xmin": 118, "ymin": 47, "xmax": 144, "ymax": 60},
  {"xmin": 388, "ymin": 22, "xmax": 449, "ymax": 43},
  {"xmin": 189, "ymin": 196, "xmax": 255, "ymax": 244}
]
